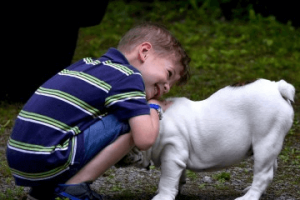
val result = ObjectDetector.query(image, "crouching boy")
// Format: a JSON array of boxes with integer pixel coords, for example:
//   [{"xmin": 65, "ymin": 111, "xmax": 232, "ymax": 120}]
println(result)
[{"xmin": 6, "ymin": 22, "xmax": 190, "ymax": 200}]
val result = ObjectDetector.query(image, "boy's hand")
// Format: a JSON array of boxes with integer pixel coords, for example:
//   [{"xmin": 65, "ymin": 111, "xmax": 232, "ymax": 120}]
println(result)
[
  {"xmin": 148, "ymin": 99, "xmax": 173, "ymax": 112},
  {"xmin": 129, "ymin": 99, "xmax": 174, "ymax": 151}
]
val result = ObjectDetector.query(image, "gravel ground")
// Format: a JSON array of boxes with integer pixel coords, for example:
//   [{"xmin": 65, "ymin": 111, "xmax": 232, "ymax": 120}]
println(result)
[
  {"xmin": 2, "ymin": 155, "xmax": 299, "ymax": 200},
  {"xmin": 89, "ymin": 157, "xmax": 299, "ymax": 200}
]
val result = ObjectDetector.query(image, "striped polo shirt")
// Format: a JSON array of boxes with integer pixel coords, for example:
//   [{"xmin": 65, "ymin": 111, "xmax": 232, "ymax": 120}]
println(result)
[{"xmin": 6, "ymin": 48, "xmax": 150, "ymax": 186}]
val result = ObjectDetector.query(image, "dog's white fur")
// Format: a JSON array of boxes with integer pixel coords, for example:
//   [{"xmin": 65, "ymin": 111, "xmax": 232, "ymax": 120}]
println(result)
[{"xmin": 139, "ymin": 79, "xmax": 295, "ymax": 200}]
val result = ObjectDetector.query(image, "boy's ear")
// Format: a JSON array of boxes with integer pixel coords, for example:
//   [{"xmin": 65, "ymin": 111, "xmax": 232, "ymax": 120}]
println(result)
[{"xmin": 138, "ymin": 42, "xmax": 152, "ymax": 62}]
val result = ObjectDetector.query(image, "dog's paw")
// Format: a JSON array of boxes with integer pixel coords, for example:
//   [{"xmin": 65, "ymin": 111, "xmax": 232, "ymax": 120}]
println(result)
[{"xmin": 235, "ymin": 188, "xmax": 262, "ymax": 200}]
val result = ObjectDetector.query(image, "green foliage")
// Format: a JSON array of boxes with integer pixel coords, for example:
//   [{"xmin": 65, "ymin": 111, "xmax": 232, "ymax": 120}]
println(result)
[
  {"xmin": 0, "ymin": 186, "xmax": 26, "ymax": 200},
  {"xmin": 212, "ymin": 172, "xmax": 231, "ymax": 190},
  {"xmin": 198, "ymin": 183, "xmax": 206, "ymax": 189},
  {"xmin": 111, "ymin": 183, "xmax": 124, "ymax": 192},
  {"xmin": 279, "ymin": 146, "xmax": 300, "ymax": 166},
  {"xmin": 0, "ymin": 160, "xmax": 11, "ymax": 177},
  {"xmin": 289, "ymin": 114, "xmax": 300, "ymax": 136},
  {"xmin": 149, "ymin": 165, "xmax": 156, "ymax": 170},
  {"xmin": 213, "ymin": 172, "xmax": 231, "ymax": 182},
  {"xmin": 186, "ymin": 170, "xmax": 198, "ymax": 180},
  {"xmin": 55, "ymin": 197, "xmax": 70, "ymax": 200}
]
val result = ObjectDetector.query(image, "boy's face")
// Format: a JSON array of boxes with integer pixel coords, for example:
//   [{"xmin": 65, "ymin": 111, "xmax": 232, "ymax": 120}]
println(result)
[
  {"xmin": 125, "ymin": 42, "xmax": 183, "ymax": 100},
  {"xmin": 138, "ymin": 51, "xmax": 183, "ymax": 100}
]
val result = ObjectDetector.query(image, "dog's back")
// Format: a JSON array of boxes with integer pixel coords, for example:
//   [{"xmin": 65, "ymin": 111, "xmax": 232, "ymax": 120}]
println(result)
[{"xmin": 159, "ymin": 79, "xmax": 295, "ymax": 170}]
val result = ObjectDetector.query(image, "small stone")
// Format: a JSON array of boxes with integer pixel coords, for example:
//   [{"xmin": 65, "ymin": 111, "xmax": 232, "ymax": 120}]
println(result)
[{"xmin": 203, "ymin": 176, "xmax": 213, "ymax": 183}]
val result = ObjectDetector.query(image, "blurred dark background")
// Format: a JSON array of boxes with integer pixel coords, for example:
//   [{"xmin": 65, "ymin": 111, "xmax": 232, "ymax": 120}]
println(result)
[{"xmin": 2, "ymin": 0, "xmax": 298, "ymax": 103}]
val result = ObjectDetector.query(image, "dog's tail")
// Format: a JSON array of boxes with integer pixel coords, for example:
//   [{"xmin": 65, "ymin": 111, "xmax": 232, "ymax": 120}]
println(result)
[{"xmin": 276, "ymin": 80, "xmax": 295, "ymax": 103}]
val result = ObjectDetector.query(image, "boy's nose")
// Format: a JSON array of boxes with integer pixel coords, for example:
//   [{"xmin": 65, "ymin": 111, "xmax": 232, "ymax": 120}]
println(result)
[{"xmin": 164, "ymin": 83, "xmax": 170, "ymax": 93}]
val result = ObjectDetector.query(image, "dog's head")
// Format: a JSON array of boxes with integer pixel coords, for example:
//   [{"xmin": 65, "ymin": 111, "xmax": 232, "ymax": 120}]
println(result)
[
  {"xmin": 115, "ymin": 147, "xmax": 153, "ymax": 170},
  {"xmin": 134, "ymin": 149, "xmax": 152, "ymax": 170}
]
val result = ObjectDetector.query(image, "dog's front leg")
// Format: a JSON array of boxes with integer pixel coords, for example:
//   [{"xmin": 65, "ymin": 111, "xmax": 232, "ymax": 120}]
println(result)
[{"xmin": 152, "ymin": 147, "xmax": 187, "ymax": 200}]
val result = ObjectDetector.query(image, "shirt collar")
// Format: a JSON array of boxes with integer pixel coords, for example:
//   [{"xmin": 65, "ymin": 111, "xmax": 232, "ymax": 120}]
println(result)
[{"xmin": 102, "ymin": 48, "xmax": 130, "ymax": 64}]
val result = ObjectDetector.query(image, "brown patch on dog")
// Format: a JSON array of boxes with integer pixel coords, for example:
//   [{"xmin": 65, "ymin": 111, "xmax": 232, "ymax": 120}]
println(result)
[{"xmin": 231, "ymin": 79, "xmax": 257, "ymax": 87}]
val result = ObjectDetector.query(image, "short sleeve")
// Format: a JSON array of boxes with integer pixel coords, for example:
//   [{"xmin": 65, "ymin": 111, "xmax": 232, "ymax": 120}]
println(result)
[{"xmin": 105, "ymin": 74, "xmax": 150, "ymax": 121}]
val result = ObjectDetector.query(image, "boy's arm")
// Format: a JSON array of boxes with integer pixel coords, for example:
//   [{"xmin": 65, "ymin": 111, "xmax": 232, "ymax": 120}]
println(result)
[
  {"xmin": 129, "ymin": 99, "xmax": 162, "ymax": 151},
  {"xmin": 129, "ymin": 109, "xmax": 159, "ymax": 151}
]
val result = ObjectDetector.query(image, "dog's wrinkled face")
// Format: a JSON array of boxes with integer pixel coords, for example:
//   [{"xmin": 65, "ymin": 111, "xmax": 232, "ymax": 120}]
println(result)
[
  {"xmin": 115, "ymin": 147, "xmax": 152, "ymax": 169},
  {"xmin": 135, "ymin": 150, "xmax": 152, "ymax": 169}
]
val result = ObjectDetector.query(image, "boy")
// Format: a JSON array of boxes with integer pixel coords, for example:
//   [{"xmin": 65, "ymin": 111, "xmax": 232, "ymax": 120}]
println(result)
[{"xmin": 6, "ymin": 22, "xmax": 190, "ymax": 200}]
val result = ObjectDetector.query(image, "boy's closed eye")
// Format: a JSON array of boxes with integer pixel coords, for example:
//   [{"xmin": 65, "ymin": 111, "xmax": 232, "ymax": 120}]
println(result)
[{"xmin": 168, "ymin": 71, "xmax": 173, "ymax": 78}]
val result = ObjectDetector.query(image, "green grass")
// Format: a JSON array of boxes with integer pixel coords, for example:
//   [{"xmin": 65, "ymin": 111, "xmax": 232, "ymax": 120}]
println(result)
[
  {"xmin": 1, "ymin": 0, "xmax": 300, "ymax": 199},
  {"xmin": 213, "ymin": 172, "xmax": 231, "ymax": 182}
]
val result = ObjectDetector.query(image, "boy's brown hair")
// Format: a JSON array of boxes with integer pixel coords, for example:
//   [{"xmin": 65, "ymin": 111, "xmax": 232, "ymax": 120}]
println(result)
[{"xmin": 117, "ymin": 22, "xmax": 190, "ymax": 85}]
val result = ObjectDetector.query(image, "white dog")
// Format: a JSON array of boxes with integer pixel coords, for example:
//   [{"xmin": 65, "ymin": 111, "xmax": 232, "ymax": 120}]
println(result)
[{"xmin": 134, "ymin": 79, "xmax": 295, "ymax": 200}]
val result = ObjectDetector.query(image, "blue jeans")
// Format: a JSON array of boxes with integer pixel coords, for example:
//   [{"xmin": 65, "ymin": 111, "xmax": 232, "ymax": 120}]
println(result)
[
  {"xmin": 81, "ymin": 114, "xmax": 130, "ymax": 166},
  {"xmin": 25, "ymin": 115, "xmax": 130, "ymax": 187}
]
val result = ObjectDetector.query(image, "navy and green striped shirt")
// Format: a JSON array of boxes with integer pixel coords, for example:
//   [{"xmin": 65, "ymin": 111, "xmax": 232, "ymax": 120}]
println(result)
[{"xmin": 6, "ymin": 48, "xmax": 150, "ymax": 186}]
